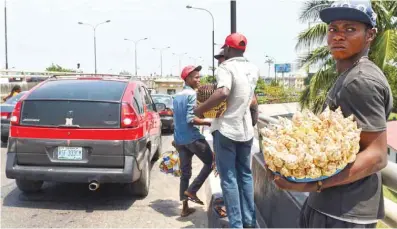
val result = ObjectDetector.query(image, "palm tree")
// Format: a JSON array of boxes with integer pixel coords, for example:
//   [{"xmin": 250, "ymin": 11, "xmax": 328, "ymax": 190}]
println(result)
[{"xmin": 296, "ymin": 0, "xmax": 397, "ymax": 113}]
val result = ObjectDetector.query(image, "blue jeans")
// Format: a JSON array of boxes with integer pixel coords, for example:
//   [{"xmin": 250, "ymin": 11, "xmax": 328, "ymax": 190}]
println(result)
[{"xmin": 213, "ymin": 130, "xmax": 256, "ymax": 228}]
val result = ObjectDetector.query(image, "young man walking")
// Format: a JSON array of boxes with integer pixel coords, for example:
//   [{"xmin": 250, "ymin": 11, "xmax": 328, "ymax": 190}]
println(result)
[
  {"xmin": 195, "ymin": 33, "xmax": 260, "ymax": 228},
  {"xmin": 173, "ymin": 65, "xmax": 214, "ymax": 217},
  {"xmin": 272, "ymin": 1, "xmax": 393, "ymax": 228}
]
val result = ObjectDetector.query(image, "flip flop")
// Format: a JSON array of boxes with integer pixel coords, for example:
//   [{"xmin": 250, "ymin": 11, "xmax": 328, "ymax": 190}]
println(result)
[
  {"xmin": 187, "ymin": 196, "xmax": 204, "ymax": 205},
  {"xmin": 214, "ymin": 205, "xmax": 227, "ymax": 218},
  {"xmin": 181, "ymin": 208, "xmax": 196, "ymax": 217},
  {"xmin": 184, "ymin": 191, "xmax": 204, "ymax": 205}
]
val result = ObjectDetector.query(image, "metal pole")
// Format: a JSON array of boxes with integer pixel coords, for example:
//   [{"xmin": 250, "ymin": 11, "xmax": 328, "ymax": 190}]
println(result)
[
  {"xmin": 231, "ymin": 0, "xmax": 237, "ymax": 33},
  {"xmin": 179, "ymin": 58, "xmax": 181, "ymax": 74},
  {"xmin": 186, "ymin": 6, "xmax": 215, "ymax": 77},
  {"xmin": 134, "ymin": 42, "xmax": 138, "ymax": 76},
  {"xmin": 93, "ymin": 28, "xmax": 97, "ymax": 74},
  {"xmin": 160, "ymin": 50, "xmax": 163, "ymax": 77},
  {"xmin": 212, "ymin": 30, "xmax": 215, "ymax": 76},
  {"xmin": 4, "ymin": 0, "xmax": 8, "ymax": 69}
]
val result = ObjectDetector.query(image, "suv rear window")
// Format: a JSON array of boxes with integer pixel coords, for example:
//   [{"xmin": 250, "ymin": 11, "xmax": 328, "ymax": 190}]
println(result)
[
  {"xmin": 21, "ymin": 101, "xmax": 121, "ymax": 128},
  {"xmin": 27, "ymin": 80, "xmax": 127, "ymax": 101},
  {"xmin": 20, "ymin": 80, "xmax": 126, "ymax": 128}
]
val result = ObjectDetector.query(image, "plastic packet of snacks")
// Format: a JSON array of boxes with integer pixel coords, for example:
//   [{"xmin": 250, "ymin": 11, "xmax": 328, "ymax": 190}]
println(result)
[{"xmin": 159, "ymin": 151, "xmax": 181, "ymax": 177}]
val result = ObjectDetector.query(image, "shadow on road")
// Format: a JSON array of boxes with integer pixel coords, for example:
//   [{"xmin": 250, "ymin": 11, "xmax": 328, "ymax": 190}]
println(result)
[
  {"xmin": 161, "ymin": 129, "xmax": 174, "ymax": 136},
  {"xmin": 149, "ymin": 199, "xmax": 206, "ymax": 228},
  {"xmin": 2, "ymin": 182, "xmax": 140, "ymax": 212}
]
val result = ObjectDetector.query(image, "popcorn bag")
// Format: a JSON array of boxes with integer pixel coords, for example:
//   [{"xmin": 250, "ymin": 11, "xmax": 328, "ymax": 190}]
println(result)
[
  {"xmin": 196, "ymin": 83, "xmax": 227, "ymax": 119},
  {"xmin": 260, "ymin": 107, "xmax": 361, "ymax": 182},
  {"xmin": 159, "ymin": 151, "xmax": 181, "ymax": 177}
]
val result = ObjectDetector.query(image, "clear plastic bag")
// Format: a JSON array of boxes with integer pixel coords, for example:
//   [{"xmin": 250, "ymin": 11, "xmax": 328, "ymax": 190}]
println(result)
[{"xmin": 159, "ymin": 151, "xmax": 181, "ymax": 177}]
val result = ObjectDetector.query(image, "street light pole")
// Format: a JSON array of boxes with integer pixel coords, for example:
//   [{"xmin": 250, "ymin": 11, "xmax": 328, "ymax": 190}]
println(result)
[
  {"xmin": 4, "ymin": 0, "xmax": 8, "ymax": 69},
  {"xmin": 78, "ymin": 20, "xmax": 111, "ymax": 74},
  {"xmin": 173, "ymin": 52, "xmax": 187, "ymax": 74},
  {"xmin": 186, "ymin": 5, "xmax": 215, "ymax": 77},
  {"xmin": 153, "ymin": 46, "xmax": 170, "ymax": 77},
  {"xmin": 230, "ymin": 0, "xmax": 237, "ymax": 33},
  {"xmin": 125, "ymin": 37, "xmax": 148, "ymax": 76},
  {"xmin": 265, "ymin": 55, "xmax": 277, "ymax": 81}
]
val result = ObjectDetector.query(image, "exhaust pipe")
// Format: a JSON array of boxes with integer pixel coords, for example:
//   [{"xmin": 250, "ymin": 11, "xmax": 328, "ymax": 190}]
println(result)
[{"xmin": 88, "ymin": 181, "xmax": 100, "ymax": 191}]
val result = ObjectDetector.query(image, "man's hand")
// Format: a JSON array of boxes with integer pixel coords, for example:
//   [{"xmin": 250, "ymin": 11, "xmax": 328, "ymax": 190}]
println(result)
[
  {"xmin": 273, "ymin": 175, "xmax": 317, "ymax": 192},
  {"xmin": 192, "ymin": 117, "xmax": 211, "ymax": 126},
  {"xmin": 264, "ymin": 164, "xmax": 316, "ymax": 192}
]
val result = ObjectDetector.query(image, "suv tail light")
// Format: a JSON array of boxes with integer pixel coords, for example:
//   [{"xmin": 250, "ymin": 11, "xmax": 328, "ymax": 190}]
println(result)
[
  {"xmin": 10, "ymin": 101, "xmax": 22, "ymax": 125},
  {"xmin": 159, "ymin": 108, "xmax": 173, "ymax": 116},
  {"xmin": 121, "ymin": 102, "xmax": 139, "ymax": 128},
  {"xmin": 1, "ymin": 112, "xmax": 11, "ymax": 120}
]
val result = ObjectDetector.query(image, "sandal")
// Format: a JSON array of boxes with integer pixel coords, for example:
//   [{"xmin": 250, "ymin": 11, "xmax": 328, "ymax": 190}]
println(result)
[
  {"xmin": 184, "ymin": 191, "xmax": 204, "ymax": 205},
  {"xmin": 214, "ymin": 205, "xmax": 227, "ymax": 218}
]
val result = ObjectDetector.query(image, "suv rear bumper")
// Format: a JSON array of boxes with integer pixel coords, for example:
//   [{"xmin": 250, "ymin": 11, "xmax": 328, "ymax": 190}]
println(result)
[{"xmin": 6, "ymin": 153, "xmax": 141, "ymax": 183}]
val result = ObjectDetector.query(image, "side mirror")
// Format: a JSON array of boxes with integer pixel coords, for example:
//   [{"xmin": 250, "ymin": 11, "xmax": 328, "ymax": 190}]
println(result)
[{"xmin": 155, "ymin": 103, "xmax": 166, "ymax": 112}]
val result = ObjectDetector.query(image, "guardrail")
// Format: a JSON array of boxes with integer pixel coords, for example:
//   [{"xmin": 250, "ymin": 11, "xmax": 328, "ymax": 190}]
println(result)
[{"xmin": 255, "ymin": 114, "xmax": 397, "ymax": 228}]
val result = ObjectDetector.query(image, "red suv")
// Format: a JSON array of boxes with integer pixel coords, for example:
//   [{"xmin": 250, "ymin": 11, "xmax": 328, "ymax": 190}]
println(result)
[{"xmin": 5, "ymin": 76, "xmax": 165, "ymax": 197}]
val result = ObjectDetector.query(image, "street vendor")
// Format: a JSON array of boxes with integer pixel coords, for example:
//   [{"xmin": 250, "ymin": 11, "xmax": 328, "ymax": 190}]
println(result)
[
  {"xmin": 173, "ymin": 65, "xmax": 213, "ymax": 217},
  {"xmin": 194, "ymin": 33, "xmax": 260, "ymax": 228},
  {"xmin": 271, "ymin": 0, "xmax": 393, "ymax": 228}
]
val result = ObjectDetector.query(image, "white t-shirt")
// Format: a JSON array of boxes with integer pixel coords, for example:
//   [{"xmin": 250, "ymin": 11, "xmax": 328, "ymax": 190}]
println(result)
[{"xmin": 210, "ymin": 57, "xmax": 259, "ymax": 142}]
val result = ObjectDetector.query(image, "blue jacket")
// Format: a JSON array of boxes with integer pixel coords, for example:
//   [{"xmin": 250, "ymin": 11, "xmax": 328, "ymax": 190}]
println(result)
[{"xmin": 173, "ymin": 86, "xmax": 204, "ymax": 145}]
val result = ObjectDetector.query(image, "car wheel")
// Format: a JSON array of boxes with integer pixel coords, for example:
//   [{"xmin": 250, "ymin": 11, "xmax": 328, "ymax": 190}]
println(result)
[
  {"xmin": 16, "ymin": 179, "xmax": 43, "ymax": 193},
  {"xmin": 152, "ymin": 137, "xmax": 162, "ymax": 162},
  {"xmin": 130, "ymin": 149, "xmax": 150, "ymax": 197},
  {"xmin": 1, "ymin": 136, "xmax": 8, "ymax": 143}
]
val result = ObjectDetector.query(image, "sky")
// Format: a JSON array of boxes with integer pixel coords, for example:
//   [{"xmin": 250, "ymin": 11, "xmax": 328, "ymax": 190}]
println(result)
[{"xmin": 0, "ymin": 0, "xmax": 310, "ymax": 77}]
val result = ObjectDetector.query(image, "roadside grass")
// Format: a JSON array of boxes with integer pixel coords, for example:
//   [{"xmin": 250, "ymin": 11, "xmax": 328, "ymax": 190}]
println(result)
[
  {"xmin": 388, "ymin": 113, "xmax": 397, "ymax": 121},
  {"xmin": 376, "ymin": 186, "xmax": 397, "ymax": 228}
]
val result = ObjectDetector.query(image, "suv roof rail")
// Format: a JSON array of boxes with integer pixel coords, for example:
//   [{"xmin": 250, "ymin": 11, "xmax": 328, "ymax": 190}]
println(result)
[{"xmin": 47, "ymin": 73, "xmax": 136, "ymax": 81}]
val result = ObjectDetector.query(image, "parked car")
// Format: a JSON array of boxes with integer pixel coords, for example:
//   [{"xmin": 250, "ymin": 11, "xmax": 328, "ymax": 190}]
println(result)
[
  {"xmin": 5, "ymin": 76, "xmax": 166, "ymax": 197},
  {"xmin": 1, "ymin": 91, "xmax": 28, "ymax": 143},
  {"xmin": 151, "ymin": 94, "xmax": 174, "ymax": 131}
]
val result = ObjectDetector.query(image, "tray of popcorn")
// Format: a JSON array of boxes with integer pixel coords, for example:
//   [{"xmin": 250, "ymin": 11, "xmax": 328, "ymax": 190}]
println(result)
[
  {"xmin": 197, "ymin": 83, "xmax": 227, "ymax": 119},
  {"xmin": 260, "ymin": 107, "xmax": 361, "ymax": 182}
]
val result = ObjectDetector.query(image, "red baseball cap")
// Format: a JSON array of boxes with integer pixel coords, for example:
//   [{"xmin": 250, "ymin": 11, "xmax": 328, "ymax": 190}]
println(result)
[
  {"xmin": 181, "ymin": 65, "xmax": 202, "ymax": 80},
  {"xmin": 222, "ymin": 33, "xmax": 247, "ymax": 51}
]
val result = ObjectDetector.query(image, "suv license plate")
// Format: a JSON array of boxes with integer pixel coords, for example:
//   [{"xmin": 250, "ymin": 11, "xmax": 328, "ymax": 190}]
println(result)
[{"xmin": 57, "ymin": 147, "xmax": 83, "ymax": 160}]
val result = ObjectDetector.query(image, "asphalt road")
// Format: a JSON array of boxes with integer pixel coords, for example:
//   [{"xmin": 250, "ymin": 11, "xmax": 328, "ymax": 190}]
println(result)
[{"xmin": 0, "ymin": 133, "xmax": 208, "ymax": 228}]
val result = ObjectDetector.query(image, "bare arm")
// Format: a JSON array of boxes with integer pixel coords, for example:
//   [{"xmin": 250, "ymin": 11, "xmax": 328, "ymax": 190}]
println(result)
[
  {"xmin": 191, "ymin": 117, "xmax": 211, "ymax": 126},
  {"xmin": 250, "ymin": 95, "xmax": 259, "ymax": 126}
]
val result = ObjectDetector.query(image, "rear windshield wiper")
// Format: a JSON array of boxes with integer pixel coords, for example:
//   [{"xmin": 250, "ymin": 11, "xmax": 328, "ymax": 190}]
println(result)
[{"xmin": 57, "ymin": 124, "xmax": 81, "ymax": 128}]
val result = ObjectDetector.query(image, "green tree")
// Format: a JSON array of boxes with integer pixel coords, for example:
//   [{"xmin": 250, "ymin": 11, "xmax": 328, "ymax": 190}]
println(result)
[
  {"xmin": 45, "ymin": 63, "xmax": 74, "ymax": 72},
  {"xmin": 297, "ymin": 0, "xmax": 397, "ymax": 113},
  {"xmin": 200, "ymin": 75, "xmax": 216, "ymax": 84},
  {"xmin": 255, "ymin": 77, "xmax": 266, "ymax": 93},
  {"xmin": 119, "ymin": 70, "xmax": 132, "ymax": 76}
]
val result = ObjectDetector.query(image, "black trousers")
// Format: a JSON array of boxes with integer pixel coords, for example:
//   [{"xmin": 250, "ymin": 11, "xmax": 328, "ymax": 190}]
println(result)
[
  {"xmin": 175, "ymin": 138, "xmax": 213, "ymax": 201},
  {"xmin": 299, "ymin": 200, "xmax": 377, "ymax": 228}
]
